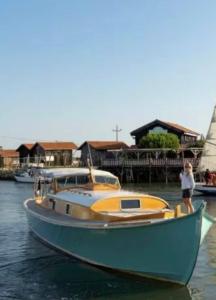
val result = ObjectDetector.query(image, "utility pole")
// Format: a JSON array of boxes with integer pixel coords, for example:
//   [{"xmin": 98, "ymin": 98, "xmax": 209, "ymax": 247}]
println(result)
[{"xmin": 112, "ymin": 125, "xmax": 122, "ymax": 142}]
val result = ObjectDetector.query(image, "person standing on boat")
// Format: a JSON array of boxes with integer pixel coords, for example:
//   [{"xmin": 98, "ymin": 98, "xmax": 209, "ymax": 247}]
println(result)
[{"xmin": 179, "ymin": 162, "xmax": 195, "ymax": 214}]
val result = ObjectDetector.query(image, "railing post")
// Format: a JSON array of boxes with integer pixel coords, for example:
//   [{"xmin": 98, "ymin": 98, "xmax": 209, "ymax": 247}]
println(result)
[
  {"xmin": 149, "ymin": 158, "xmax": 152, "ymax": 184},
  {"xmin": 165, "ymin": 157, "xmax": 168, "ymax": 184}
]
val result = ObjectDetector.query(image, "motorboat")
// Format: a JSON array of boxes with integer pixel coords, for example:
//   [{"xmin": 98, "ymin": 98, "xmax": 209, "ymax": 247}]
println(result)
[
  {"xmin": 14, "ymin": 167, "xmax": 41, "ymax": 183},
  {"xmin": 24, "ymin": 167, "xmax": 215, "ymax": 285},
  {"xmin": 15, "ymin": 167, "xmax": 50, "ymax": 183}
]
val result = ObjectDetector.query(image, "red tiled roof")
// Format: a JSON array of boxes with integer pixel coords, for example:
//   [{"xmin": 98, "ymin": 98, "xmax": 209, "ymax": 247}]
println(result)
[
  {"xmin": 78, "ymin": 141, "xmax": 128, "ymax": 150},
  {"xmin": 0, "ymin": 149, "xmax": 19, "ymax": 158},
  {"xmin": 36, "ymin": 142, "xmax": 77, "ymax": 151},
  {"xmin": 164, "ymin": 122, "xmax": 199, "ymax": 135}
]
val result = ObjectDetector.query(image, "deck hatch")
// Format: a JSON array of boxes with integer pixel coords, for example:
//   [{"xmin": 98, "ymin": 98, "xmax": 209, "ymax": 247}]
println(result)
[{"xmin": 121, "ymin": 199, "xmax": 140, "ymax": 209}]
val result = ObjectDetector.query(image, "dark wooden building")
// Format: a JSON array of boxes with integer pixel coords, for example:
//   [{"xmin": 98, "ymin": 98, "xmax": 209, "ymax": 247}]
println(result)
[
  {"xmin": 30, "ymin": 142, "xmax": 77, "ymax": 166},
  {"xmin": 78, "ymin": 141, "xmax": 128, "ymax": 166},
  {"xmin": 16, "ymin": 143, "xmax": 35, "ymax": 164},
  {"xmin": 130, "ymin": 119, "xmax": 200, "ymax": 146}
]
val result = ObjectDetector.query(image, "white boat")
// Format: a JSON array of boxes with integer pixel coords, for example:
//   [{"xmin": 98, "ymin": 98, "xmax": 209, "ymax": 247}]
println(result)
[
  {"xmin": 195, "ymin": 105, "xmax": 216, "ymax": 194},
  {"xmin": 15, "ymin": 172, "xmax": 36, "ymax": 183},
  {"xmin": 24, "ymin": 167, "xmax": 215, "ymax": 285},
  {"xmin": 15, "ymin": 167, "xmax": 49, "ymax": 183}
]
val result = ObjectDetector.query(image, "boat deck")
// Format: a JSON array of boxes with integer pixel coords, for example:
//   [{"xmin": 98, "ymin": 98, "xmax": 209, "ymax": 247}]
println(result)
[{"xmin": 25, "ymin": 199, "xmax": 168, "ymax": 229}]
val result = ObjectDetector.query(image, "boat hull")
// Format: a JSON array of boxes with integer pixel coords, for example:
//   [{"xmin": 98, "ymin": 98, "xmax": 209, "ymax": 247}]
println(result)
[
  {"xmin": 195, "ymin": 184, "xmax": 216, "ymax": 195},
  {"xmin": 14, "ymin": 175, "xmax": 35, "ymax": 183},
  {"xmin": 24, "ymin": 200, "xmax": 212, "ymax": 285}
]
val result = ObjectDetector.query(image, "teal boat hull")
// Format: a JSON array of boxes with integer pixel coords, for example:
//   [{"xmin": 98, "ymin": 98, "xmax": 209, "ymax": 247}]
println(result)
[{"xmin": 24, "ymin": 200, "xmax": 214, "ymax": 285}]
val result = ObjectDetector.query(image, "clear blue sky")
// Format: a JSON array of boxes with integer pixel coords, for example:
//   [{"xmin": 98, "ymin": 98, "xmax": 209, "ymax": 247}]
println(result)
[{"xmin": 0, "ymin": 0, "xmax": 216, "ymax": 148}]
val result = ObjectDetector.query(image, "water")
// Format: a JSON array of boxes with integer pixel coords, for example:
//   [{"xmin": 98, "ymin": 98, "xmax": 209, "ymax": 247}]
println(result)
[{"xmin": 0, "ymin": 181, "xmax": 216, "ymax": 300}]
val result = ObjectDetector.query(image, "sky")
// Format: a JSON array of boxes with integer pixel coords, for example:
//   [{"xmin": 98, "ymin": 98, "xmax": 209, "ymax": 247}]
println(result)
[{"xmin": 0, "ymin": 0, "xmax": 216, "ymax": 149}]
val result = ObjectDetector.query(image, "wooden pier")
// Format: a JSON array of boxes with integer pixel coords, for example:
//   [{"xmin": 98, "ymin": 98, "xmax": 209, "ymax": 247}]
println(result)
[{"xmin": 98, "ymin": 148, "xmax": 202, "ymax": 183}]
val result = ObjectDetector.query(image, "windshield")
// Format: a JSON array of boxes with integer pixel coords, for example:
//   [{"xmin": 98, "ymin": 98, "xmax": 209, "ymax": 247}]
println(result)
[
  {"xmin": 55, "ymin": 174, "xmax": 118, "ymax": 190},
  {"xmin": 94, "ymin": 176, "xmax": 118, "ymax": 185},
  {"xmin": 56, "ymin": 175, "xmax": 89, "ymax": 189}
]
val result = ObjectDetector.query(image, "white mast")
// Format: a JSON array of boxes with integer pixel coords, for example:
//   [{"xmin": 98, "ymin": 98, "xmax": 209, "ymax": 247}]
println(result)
[{"xmin": 198, "ymin": 105, "xmax": 216, "ymax": 172}]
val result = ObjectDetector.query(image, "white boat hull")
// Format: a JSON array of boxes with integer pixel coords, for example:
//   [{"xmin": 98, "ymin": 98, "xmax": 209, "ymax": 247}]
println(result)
[{"xmin": 14, "ymin": 175, "xmax": 35, "ymax": 183}]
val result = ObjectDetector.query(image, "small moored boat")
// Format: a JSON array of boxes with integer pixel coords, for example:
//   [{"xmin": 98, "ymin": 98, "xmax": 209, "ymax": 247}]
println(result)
[
  {"xmin": 194, "ymin": 184, "xmax": 216, "ymax": 195},
  {"xmin": 15, "ymin": 167, "xmax": 43, "ymax": 183},
  {"xmin": 24, "ymin": 167, "xmax": 215, "ymax": 285},
  {"xmin": 15, "ymin": 167, "xmax": 51, "ymax": 183}
]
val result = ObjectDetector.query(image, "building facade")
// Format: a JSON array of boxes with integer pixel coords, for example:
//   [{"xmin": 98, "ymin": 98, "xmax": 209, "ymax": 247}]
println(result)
[
  {"xmin": 16, "ymin": 143, "xmax": 35, "ymax": 164},
  {"xmin": 30, "ymin": 142, "xmax": 77, "ymax": 166},
  {"xmin": 130, "ymin": 119, "xmax": 200, "ymax": 146},
  {"xmin": 0, "ymin": 149, "xmax": 19, "ymax": 168},
  {"xmin": 16, "ymin": 142, "xmax": 77, "ymax": 166},
  {"xmin": 78, "ymin": 141, "xmax": 128, "ymax": 166}
]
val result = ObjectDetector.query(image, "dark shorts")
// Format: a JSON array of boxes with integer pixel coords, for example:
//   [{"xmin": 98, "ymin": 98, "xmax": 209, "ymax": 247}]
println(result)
[{"xmin": 182, "ymin": 189, "xmax": 193, "ymax": 198}]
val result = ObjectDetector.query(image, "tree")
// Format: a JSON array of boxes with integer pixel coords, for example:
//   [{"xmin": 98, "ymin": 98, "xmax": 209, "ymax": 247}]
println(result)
[
  {"xmin": 139, "ymin": 133, "xmax": 180, "ymax": 149},
  {"xmin": 190, "ymin": 139, "xmax": 205, "ymax": 148}
]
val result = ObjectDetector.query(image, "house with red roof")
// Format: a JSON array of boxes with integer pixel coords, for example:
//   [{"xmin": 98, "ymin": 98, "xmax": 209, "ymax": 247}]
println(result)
[
  {"xmin": 30, "ymin": 142, "xmax": 77, "ymax": 166},
  {"xmin": 78, "ymin": 141, "xmax": 128, "ymax": 166},
  {"xmin": 0, "ymin": 149, "xmax": 19, "ymax": 168},
  {"xmin": 16, "ymin": 142, "xmax": 77, "ymax": 166},
  {"xmin": 130, "ymin": 119, "xmax": 200, "ymax": 147}
]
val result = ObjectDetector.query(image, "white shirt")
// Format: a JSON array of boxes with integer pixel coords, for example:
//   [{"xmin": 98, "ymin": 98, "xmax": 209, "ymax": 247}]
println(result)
[{"xmin": 180, "ymin": 172, "xmax": 195, "ymax": 190}]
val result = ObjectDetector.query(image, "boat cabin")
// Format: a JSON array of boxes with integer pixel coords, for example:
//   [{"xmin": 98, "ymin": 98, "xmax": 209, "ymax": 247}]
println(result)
[{"xmin": 34, "ymin": 168, "xmax": 182, "ymax": 223}]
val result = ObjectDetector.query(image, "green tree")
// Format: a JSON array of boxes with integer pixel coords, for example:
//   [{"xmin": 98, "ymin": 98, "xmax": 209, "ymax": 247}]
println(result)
[
  {"xmin": 190, "ymin": 139, "xmax": 205, "ymax": 148},
  {"xmin": 139, "ymin": 133, "xmax": 180, "ymax": 149}
]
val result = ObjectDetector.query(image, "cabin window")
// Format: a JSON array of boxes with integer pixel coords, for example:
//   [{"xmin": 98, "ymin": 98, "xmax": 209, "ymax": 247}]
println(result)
[
  {"xmin": 57, "ymin": 176, "xmax": 76, "ymax": 189},
  {"xmin": 66, "ymin": 176, "xmax": 76, "ymax": 185},
  {"xmin": 56, "ymin": 177, "xmax": 67, "ymax": 189},
  {"xmin": 76, "ymin": 175, "xmax": 89, "ymax": 185},
  {"xmin": 49, "ymin": 199, "xmax": 56, "ymax": 210},
  {"xmin": 95, "ymin": 176, "xmax": 118, "ymax": 185},
  {"xmin": 66, "ymin": 204, "xmax": 70, "ymax": 214},
  {"xmin": 121, "ymin": 199, "xmax": 140, "ymax": 209}
]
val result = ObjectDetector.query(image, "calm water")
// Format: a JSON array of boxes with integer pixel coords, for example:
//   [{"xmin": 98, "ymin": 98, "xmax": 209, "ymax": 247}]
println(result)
[{"xmin": 0, "ymin": 181, "xmax": 216, "ymax": 300}]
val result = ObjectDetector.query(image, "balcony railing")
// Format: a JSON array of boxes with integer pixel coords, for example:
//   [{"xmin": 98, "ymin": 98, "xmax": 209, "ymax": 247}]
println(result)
[{"xmin": 101, "ymin": 158, "xmax": 200, "ymax": 168}]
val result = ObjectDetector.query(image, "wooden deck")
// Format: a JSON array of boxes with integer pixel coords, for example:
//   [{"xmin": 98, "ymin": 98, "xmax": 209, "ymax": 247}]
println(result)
[{"xmin": 101, "ymin": 158, "xmax": 200, "ymax": 168}]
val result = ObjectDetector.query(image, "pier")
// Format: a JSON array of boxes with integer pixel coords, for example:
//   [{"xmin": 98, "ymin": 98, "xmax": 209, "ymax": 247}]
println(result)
[
  {"xmin": 0, "ymin": 147, "xmax": 203, "ymax": 183},
  {"xmin": 98, "ymin": 148, "xmax": 202, "ymax": 183}
]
